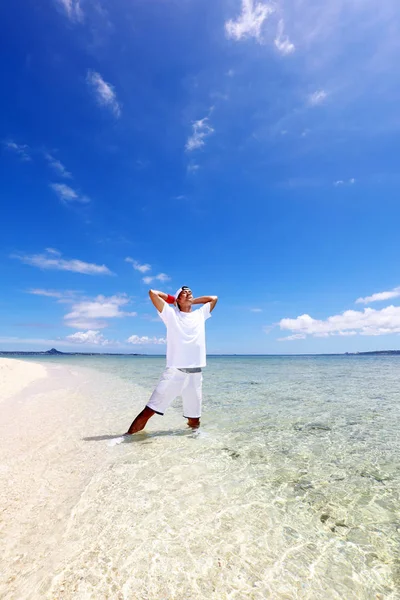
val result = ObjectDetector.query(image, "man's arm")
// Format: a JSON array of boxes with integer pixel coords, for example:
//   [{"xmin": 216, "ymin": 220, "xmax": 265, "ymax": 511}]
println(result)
[
  {"xmin": 192, "ymin": 295, "xmax": 218, "ymax": 312},
  {"xmin": 149, "ymin": 289, "xmax": 169, "ymax": 313}
]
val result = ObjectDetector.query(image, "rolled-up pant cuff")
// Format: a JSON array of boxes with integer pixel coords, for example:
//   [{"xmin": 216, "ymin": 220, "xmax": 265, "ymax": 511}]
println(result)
[{"xmin": 146, "ymin": 404, "xmax": 164, "ymax": 416}]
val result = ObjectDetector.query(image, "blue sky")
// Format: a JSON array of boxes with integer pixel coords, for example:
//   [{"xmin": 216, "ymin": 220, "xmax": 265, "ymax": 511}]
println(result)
[{"xmin": 1, "ymin": 0, "xmax": 400, "ymax": 354}]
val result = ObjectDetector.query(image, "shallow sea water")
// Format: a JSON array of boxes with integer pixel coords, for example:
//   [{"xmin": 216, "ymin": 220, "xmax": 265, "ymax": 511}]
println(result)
[{"xmin": 3, "ymin": 355, "xmax": 400, "ymax": 599}]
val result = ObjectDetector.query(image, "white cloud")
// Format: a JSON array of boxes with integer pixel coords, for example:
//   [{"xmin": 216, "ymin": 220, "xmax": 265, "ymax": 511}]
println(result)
[
  {"xmin": 44, "ymin": 153, "xmax": 72, "ymax": 178},
  {"xmin": 28, "ymin": 288, "xmax": 79, "ymax": 302},
  {"xmin": 186, "ymin": 118, "xmax": 214, "ymax": 151},
  {"xmin": 156, "ymin": 273, "xmax": 170, "ymax": 282},
  {"xmin": 45, "ymin": 248, "xmax": 61, "ymax": 256},
  {"xmin": 86, "ymin": 70, "xmax": 121, "ymax": 118},
  {"xmin": 356, "ymin": 287, "xmax": 400, "ymax": 305},
  {"xmin": 55, "ymin": 0, "xmax": 83, "ymax": 22},
  {"xmin": 274, "ymin": 20, "xmax": 295, "ymax": 55},
  {"xmin": 269, "ymin": 0, "xmax": 400, "ymax": 145},
  {"xmin": 127, "ymin": 335, "xmax": 166, "ymax": 345},
  {"xmin": 65, "ymin": 330, "xmax": 110, "ymax": 345},
  {"xmin": 66, "ymin": 319, "xmax": 108, "ymax": 330},
  {"xmin": 334, "ymin": 178, "xmax": 355, "ymax": 186},
  {"xmin": 29, "ymin": 289, "xmax": 64, "ymax": 298},
  {"xmin": 187, "ymin": 163, "xmax": 200, "ymax": 173},
  {"xmin": 338, "ymin": 330, "xmax": 358, "ymax": 336},
  {"xmin": 125, "ymin": 257, "xmax": 151, "ymax": 273},
  {"xmin": 49, "ymin": 183, "xmax": 90, "ymax": 204},
  {"xmin": 64, "ymin": 294, "xmax": 136, "ymax": 329},
  {"xmin": 12, "ymin": 249, "xmax": 113, "ymax": 275},
  {"xmin": 250, "ymin": 308, "xmax": 263, "ymax": 312},
  {"xmin": 278, "ymin": 333, "xmax": 306, "ymax": 341},
  {"xmin": 232, "ymin": 1, "xmax": 399, "ymax": 140},
  {"xmin": 278, "ymin": 305, "xmax": 400, "ymax": 339},
  {"xmin": 308, "ymin": 90, "xmax": 328, "ymax": 106},
  {"xmin": 142, "ymin": 273, "xmax": 171, "ymax": 285},
  {"xmin": 4, "ymin": 140, "xmax": 31, "ymax": 161},
  {"xmin": 225, "ymin": 0, "xmax": 274, "ymax": 42}
]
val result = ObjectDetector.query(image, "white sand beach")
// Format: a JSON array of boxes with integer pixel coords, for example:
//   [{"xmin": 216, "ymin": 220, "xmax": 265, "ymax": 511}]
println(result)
[
  {"xmin": 0, "ymin": 358, "xmax": 47, "ymax": 402},
  {"xmin": 0, "ymin": 357, "xmax": 148, "ymax": 600}
]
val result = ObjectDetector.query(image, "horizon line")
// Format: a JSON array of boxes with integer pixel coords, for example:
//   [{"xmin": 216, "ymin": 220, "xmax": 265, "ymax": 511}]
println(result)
[{"xmin": 1, "ymin": 350, "xmax": 400, "ymax": 357}]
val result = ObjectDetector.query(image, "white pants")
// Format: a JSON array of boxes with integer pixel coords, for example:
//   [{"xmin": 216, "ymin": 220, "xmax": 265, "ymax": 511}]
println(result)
[{"xmin": 146, "ymin": 367, "xmax": 203, "ymax": 418}]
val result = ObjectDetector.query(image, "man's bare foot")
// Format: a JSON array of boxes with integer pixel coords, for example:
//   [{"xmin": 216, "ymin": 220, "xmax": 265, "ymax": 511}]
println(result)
[
  {"xmin": 126, "ymin": 406, "xmax": 155, "ymax": 434},
  {"xmin": 187, "ymin": 417, "xmax": 200, "ymax": 429}
]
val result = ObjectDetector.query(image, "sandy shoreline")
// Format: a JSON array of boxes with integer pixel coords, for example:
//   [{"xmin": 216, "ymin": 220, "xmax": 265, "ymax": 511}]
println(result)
[
  {"xmin": 0, "ymin": 358, "xmax": 146, "ymax": 599},
  {"xmin": 0, "ymin": 358, "xmax": 48, "ymax": 402}
]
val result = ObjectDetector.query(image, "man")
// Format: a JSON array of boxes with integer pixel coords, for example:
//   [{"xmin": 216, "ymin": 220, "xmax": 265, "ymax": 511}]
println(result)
[{"xmin": 125, "ymin": 286, "xmax": 218, "ymax": 434}]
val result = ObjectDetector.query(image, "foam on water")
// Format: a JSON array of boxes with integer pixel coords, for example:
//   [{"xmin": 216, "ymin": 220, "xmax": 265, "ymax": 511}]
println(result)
[
  {"xmin": 1, "ymin": 355, "xmax": 400, "ymax": 599},
  {"xmin": 107, "ymin": 435, "xmax": 128, "ymax": 446}
]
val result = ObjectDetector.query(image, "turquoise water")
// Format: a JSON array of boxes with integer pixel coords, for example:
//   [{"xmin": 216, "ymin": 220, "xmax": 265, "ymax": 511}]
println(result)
[{"xmin": 11, "ymin": 355, "xmax": 400, "ymax": 598}]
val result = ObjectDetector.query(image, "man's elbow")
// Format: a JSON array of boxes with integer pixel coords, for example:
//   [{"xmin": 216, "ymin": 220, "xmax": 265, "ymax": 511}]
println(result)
[{"xmin": 210, "ymin": 296, "xmax": 218, "ymax": 309}]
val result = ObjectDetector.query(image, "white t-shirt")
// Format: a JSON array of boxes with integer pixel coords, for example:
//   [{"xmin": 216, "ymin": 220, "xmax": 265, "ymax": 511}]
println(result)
[{"xmin": 159, "ymin": 303, "xmax": 212, "ymax": 368}]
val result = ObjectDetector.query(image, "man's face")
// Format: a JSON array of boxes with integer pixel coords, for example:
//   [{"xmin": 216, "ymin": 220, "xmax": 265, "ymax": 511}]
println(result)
[{"xmin": 177, "ymin": 288, "xmax": 193, "ymax": 305}]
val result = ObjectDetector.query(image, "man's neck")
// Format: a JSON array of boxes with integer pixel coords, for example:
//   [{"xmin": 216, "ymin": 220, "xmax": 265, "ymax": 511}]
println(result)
[{"xmin": 178, "ymin": 303, "xmax": 192, "ymax": 313}]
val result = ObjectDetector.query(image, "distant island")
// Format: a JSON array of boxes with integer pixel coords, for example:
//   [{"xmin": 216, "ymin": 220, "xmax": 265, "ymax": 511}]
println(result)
[
  {"xmin": 344, "ymin": 350, "xmax": 400, "ymax": 355},
  {"xmin": 1, "ymin": 348, "xmax": 400, "ymax": 357},
  {"xmin": 0, "ymin": 348, "xmax": 145, "ymax": 357}
]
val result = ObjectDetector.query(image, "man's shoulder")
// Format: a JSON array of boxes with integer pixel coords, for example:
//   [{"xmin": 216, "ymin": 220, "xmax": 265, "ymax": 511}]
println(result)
[{"xmin": 164, "ymin": 304, "xmax": 179, "ymax": 318}]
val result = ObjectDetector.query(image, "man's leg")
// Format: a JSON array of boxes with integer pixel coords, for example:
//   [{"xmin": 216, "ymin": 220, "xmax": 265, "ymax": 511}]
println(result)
[
  {"xmin": 182, "ymin": 372, "xmax": 203, "ymax": 429},
  {"xmin": 125, "ymin": 406, "xmax": 155, "ymax": 435},
  {"xmin": 125, "ymin": 368, "xmax": 182, "ymax": 434}
]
